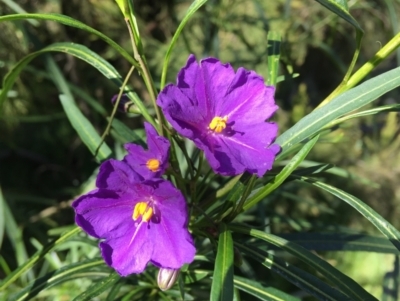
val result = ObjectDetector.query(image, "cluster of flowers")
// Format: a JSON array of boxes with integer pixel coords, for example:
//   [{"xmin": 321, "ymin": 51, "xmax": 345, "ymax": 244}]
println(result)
[{"xmin": 73, "ymin": 54, "xmax": 279, "ymax": 277}]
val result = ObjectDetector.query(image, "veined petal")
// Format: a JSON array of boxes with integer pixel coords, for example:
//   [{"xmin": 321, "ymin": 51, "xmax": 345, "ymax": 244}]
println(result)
[
  {"xmin": 124, "ymin": 122, "xmax": 170, "ymax": 180},
  {"xmin": 73, "ymin": 189, "xmax": 133, "ymax": 239},
  {"xmin": 96, "ymin": 159, "xmax": 140, "ymax": 191},
  {"xmin": 157, "ymin": 54, "xmax": 280, "ymax": 177},
  {"xmin": 100, "ymin": 222, "xmax": 152, "ymax": 275},
  {"xmin": 147, "ymin": 180, "xmax": 196, "ymax": 268}
]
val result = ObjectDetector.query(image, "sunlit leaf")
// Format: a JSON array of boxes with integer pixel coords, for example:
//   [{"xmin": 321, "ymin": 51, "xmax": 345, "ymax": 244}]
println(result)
[
  {"xmin": 234, "ymin": 276, "xmax": 300, "ymax": 301},
  {"xmin": 237, "ymin": 243, "xmax": 351, "ymax": 301},
  {"xmin": 0, "ymin": 42, "xmax": 153, "ymax": 126},
  {"xmin": 9, "ymin": 258, "xmax": 106, "ymax": 301},
  {"xmin": 160, "ymin": 0, "xmax": 208, "ymax": 88},
  {"xmin": 272, "ymin": 233, "xmax": 400, "ymax": 254},
  {"xmin": 59, "ymin": 95, "xmax": 112, "ymax": 161},
  {"xmin": 231, "ymin": 225, "xmax": 378, "ymax": 301},
  {"xmin": 244, "ymin": 135, "xmax": 319, "ymax": 211},
  {"xmin": 211, "ymin": 223, "xmax": 234, "ymax": 301},
  {"xmin": 276, "ymin": 67, "xmax": 400, "ymax": 158},
  {"xmin": 0, "ymin": 13, "xmax": 138, "ymax": 67},
  {"xmin": 73, "ymin": 272, "xmax": 120, "ymax": 301},
  {"xmin": 267, "ymin": 32, "xmax": 281, "ymax": 86},
  {"xmin": 304, "ymin": 178, "xmax": 400, "ymax": 252},
  {"xmin": 0, "ymin": 227, "xmax": 81, "ymax": 292}
]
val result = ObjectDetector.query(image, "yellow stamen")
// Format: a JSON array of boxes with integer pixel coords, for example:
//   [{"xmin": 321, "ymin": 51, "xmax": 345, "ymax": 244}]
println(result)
[
  {"xmin": 209, "ymin": 116, "xmax": 228, "ymax": 133},
  {"xmin": 146, "ymin": 158, "xmax": 160, "ymax": 172},
  {"xmin": 133, "ymin": 202, "xmax": 153, "ymax": 222}
]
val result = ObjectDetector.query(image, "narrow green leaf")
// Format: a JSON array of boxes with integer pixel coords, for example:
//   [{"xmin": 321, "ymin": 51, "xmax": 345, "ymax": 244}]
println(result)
[
  {"xmin": 234, "ymin": 276, "xmax": 300, "ymax": 301},
  {"xmin": 0, "ymin": 42, "xmax": 153, "ymax": 126},
  {"xmin": 231, "ymin": 225, "xmax": 378, "ymax": 301},
  {"xmin": 160, "ymin": 0, "xmax": 208, "ymax": 89},
  {"xmin": 273, "ymin": 233, "xmax": 400, "ymax": 254},
  {"xmin": 9, "ymin": 258, "xmax": 105, "ymax": 301},
  {"xmin": 59, "ymin": 94, "xmax": 112, "ymax": 161},
  {"xmin": 315, "ymin": 0, "xmax": 361, "ymax": 31},
  {"xmin": 304, "ymin": 178, "xmax": 400, "ymax": 252},
  {"xmin": 0, "ymin": 226, "xmax": 81, "ymax": 292},
  {"xmin": 211, "ymin": 223, "xmax": 234, "ymax": 301},
  {"xmin": 0, "ymin": 13, "xmax": 138, "ymax": 67},
  {"xmin": 110, "ymin": 118, "xmax": 143, "ymax": 144},
  {"xmin": 3, "ymin": 201, "xmax": 33, "ymax": 283},
  {"xmin": 244, "ymin": 135, "xmax": 319, "ymax": 211},
  {"xmin": 184, "ymin": 270, "xmax": 210, "ymax": 284},
  {"xmin": 236, "ymin": 243, "xmax": 351, "ymax": 301},
  {"xmin": 327, "ymin": 104, "xmax": 400, "ymax": 128},
  {"xmin": 267, "ymin": 32, "xmax": 281, "ymax": 86},
  {"xmin": 276, "ymin": 66, "xmax": 400, "ymax": 159},
  {"xmin": 73, "ymin": 272, "xmax": 120, "ymax": 301}
]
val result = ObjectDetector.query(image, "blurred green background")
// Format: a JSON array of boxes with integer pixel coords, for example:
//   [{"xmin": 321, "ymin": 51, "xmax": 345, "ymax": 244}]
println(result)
[{"xmin": 1, "ymin": 0, "xmax": 400, "ymax": 299}]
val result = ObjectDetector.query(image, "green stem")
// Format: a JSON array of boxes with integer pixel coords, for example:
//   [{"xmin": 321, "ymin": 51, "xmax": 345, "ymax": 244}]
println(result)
[
  {"xmin": 319, "ymin": 31, "xmax": 400, "ymax": 108},
  {"xmin": 95, "ymin": 65, "xmax": 135, "ymax": 156},
  {"xmin": 125, "ymin": 18, "xmax": 163, "ymax": 135}
]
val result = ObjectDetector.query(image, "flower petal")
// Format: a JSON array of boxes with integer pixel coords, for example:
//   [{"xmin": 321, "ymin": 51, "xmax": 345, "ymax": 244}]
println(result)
[
  {"xmin": 220, "ymin": 69, "xmax": 278, "ymax": 122},
  {"xmin": 73, "ymin": 189, "xmax": 133, "ymax": 239},
  {"xmin": 100, "ymin": 222, "xmax": 153, "ymax": 276},
  {"xmin": 124, "ymin": 122, "xmax": 170, "ymax": 179},
  {"xmin": 205, "ymin": 122, "xmax": 279, "ymax": 176},
  {"xmin": 157, "ymin": 54, "xmax": 280, "ymax": 177},
  {"xmin": 96, "ymin": 159, "xmax": 140, "ymax": 192},
  {"xmin": 148, "ymin": 180, "xmax": 196, "ymax": 268}
]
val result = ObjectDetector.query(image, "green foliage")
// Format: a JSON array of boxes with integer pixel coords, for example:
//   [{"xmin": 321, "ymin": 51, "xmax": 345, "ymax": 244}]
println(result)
[{"xmin": 2, "ymin": 0, "xmax": 400, "ymax": 300}]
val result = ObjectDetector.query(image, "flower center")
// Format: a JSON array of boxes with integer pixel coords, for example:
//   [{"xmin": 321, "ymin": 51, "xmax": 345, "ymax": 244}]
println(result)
[
  {"xmin": 209, "ymin": 116, "xmax": 228, "ymax": 133},
  {"xmin": 146, "ymin": 158, "xmax": 160, "ymax": 172},
  {"xmin": 132, "ymin": 202, "xmax": 153, "ymax": 222}
]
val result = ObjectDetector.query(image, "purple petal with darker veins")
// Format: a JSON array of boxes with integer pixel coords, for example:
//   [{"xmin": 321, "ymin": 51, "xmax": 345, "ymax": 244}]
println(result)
[
  {"xmin": 147, "ymin": 180, "xmax": 196, "ymax": 268},
  {"xmin": 96, "ymin": 159, "xmax": 140, "ymax": 191},
  {"xmin": 157, "ymin": 54, "xmax": 280, "ymax": 177},
  {"xmin": 124, "ymin": 122, "xmax": 170, "ymax": 179},
  {"xmin": 73, "ymin": 189, "xmax": 133, "ymax": 239},
  {"xmin": 100, "ymin": 222, "xmax": 152, "ymax": 275}
]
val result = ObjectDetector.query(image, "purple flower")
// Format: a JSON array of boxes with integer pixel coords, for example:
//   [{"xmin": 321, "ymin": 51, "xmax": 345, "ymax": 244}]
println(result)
[
  {"xmin": 157, "ymin": 54, "xmax": 280, "ymax": 177},
  {"xmin": 124, "ymin": 122, "xmax": 170, "ymax": 180},
  {"xmin": 73, "ymin": 159, "xmax": 195, "ymax": 276}
]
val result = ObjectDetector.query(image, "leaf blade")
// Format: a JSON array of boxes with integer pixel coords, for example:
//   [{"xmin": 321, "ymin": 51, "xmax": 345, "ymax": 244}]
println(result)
[{"xmin": 211, "ymin": 223, "xmax": 234, "ymax": 301}]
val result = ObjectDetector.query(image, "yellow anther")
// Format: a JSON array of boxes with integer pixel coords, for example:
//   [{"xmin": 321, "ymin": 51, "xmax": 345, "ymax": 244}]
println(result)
[
  {"xmin": 209, "ymin": 116, "xmax": 228, "ymax": 133},
  {"xmin": 146, "ymin": 158, "xmax": 160, "ymax": 172},
  {"xmin": 133, "ymin": 202, "xmax": 153, "ymax": 222}
]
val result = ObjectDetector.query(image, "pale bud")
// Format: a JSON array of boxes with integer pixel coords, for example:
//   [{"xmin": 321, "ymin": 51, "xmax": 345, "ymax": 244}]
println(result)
[
  {"xmin": 111, "ymin": 94, "xmax": 138, "ymax": 113},
  {"xmin": 157, "ymin": 268, "xmax": 180, "ymax": 291}
]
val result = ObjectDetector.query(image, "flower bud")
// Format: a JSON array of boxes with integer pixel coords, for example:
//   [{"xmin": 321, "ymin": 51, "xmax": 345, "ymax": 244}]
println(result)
[
  {"xmin": 157, "ymin": 268, "xmax": 180, "ymax": 291},
  {"xmin": 111, "ymin": 94, "xmax": 136, "ymax": 113}
]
